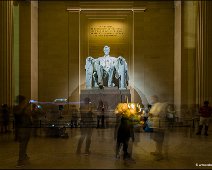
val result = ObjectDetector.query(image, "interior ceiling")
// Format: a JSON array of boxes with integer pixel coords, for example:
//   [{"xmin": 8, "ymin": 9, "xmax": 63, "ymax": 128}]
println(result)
[
  {"xmin": 66, "ymin": 1, "xmax": 174, "ymax": 11},
  {"xmin": 66, "ymin": 0, "xmax": 148, "ymax": 9}
]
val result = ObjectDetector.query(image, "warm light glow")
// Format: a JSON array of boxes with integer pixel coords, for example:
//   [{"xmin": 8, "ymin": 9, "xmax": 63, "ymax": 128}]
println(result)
[
  {"xmin": 131, "ymin": 103, "xmax": 135, "ymax": 109},
  {"xmin": 115, "ymin": 102, "xmax": 144, "ymax": 126},
  {"xmin": 115, "ymin": 102, "xmax": 142, "ymax": 117}
]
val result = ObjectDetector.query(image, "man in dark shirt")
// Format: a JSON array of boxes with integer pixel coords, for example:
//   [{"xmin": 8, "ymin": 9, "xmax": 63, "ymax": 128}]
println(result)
[
  {"xmin": 114, "ymin": 114, "xmax": 134, "ymax": 160},
  {"xmin": 196, "ymin": 101, "xmax": 212, "ymax": 136},
  {"xmin": 13, "ymin": 95, "xmax": 32, "ymax": 167}
]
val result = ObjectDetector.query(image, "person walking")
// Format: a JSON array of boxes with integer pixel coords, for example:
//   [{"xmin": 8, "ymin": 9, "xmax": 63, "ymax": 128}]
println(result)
[{"xmin": 196, "ymin": 101, "xmax": 212, "ymax": 136}]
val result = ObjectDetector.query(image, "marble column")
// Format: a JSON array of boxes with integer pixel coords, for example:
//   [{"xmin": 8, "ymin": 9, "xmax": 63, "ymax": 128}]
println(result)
[
  {"xmin": 19, "ymin": 1, "xmax": 38, "ymax": 101},
  {"xmin": 0, "ymin": 1, "xmax": 13, "ymax": 106},
  {"xmin": 196, "ymin": 1, "xmax": 212, "ymax": 105},
  {"xmin": 181, "ymin": 1, "xmax": 198, "ymax": 109},
  {"xmin": 174, "ymin": 1, "xmax": 182, "ymax": 118}
]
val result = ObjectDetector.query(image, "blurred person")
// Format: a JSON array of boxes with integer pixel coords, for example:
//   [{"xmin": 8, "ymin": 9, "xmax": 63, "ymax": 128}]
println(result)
[
  {"xmin": 0, "ymin": 109, "xmax": 2, "ymax": 133},
  {"xmin": 70, "ymin": 105, "xmax": 79, "ymax": 128},
  {"xmin": 1, "ymin": 104, "xmax": 10, "ymax": 133},
  {"xmin": 114, "ymin": 114, "xmax": 135, "ymax": 161},
  {"xmin": 166, "ymin": 104, "xmax": 176, "ymax": 129},
  {"xmin": 196, "ymin": 101, "xmax": 212, "ymax": 136},
  {"xmin": 148, "ymin": 95, "xmax": 168, "ymax": 161},
  {"xmin": 96, "ymin": 100, "xmax": 105, "ymax": 128},
  {"xmin": 13, "ymin": 95, "xmax": 32, "ymax": 167},
  {"xmin": 76, "ymin": 97, "xmax": 94, "ymax": 155},
  {"xmin": 142, "ymin": 104, "xmax": 153, "ymax": 132},
  {"xmin": 31, "ymin": 103, "xmax": 45, "ymax": 137}
]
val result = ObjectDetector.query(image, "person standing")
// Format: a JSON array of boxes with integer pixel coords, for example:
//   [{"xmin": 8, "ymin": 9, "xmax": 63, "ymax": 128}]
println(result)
[
  {"xmin": 114, "ymin": 114, "xmax": 134, "ymax": 161},
  {"xmin": 96, "ymin": 100, "xmax": 105, "ymax": 128},
  {"xmin": 31, "ymin": 103, "xmax": 45, "ymax": 137},
  {"xmin": 13, "ymin": 95, "xmax": 32, "ymax": 167},
  {"xmin": 148, "ymin": 95, "xmax": 168, "ymax": 161},
  {"xmin": 196, "ymin": 101, "xmax": 212, "ymax": 136},
  {"xmin": 1, "ymin": 104, "xmax": 10, "ymax": 133},
  {"xmin": 70, "ymin": 105, "xmax": 79, "ymax": 128},
  {"xmin": 76, "ymin": 97, "xmax": 94, "ymax": 155}
]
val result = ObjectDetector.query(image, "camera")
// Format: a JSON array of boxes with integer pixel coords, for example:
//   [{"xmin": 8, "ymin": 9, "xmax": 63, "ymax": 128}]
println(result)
[
  {"xmin": 37, "ymin": 105, "xmax": 42, "ymax": 109},
  {"xmin": 29, "ymin": 99, "xmax": 36, "ymax": 104}
]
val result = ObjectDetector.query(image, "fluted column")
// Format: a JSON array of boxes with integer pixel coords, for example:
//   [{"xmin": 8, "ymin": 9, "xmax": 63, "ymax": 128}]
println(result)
[
  {"xmin": 174, "ymin": 1, "xmax": 182, "ymax": 118},
  {"xmin": 19, "ymin": 1, "xmax": 38, "ymax": 101},
  {"xmin": 196, "ymin": 0, "xmax": 211, "ymax": 105},
  {"xmin": 0, "ymin": 1, "xmax": 13, "ymax": 106}
]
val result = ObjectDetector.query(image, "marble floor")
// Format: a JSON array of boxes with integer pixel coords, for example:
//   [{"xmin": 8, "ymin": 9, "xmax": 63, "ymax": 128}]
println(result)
[{"xmin": 0, "ymin": 126, "xmax": 212, "ymax": 169}]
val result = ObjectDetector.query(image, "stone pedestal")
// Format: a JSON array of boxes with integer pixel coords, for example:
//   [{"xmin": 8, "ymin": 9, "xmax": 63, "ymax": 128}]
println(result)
[{"xmin": 80, "ymin": 87, "xmax": 131, "ymax": 110}]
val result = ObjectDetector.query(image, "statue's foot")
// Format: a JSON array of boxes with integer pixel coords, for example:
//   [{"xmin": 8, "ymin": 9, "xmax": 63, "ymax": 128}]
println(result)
[{"xmin": 98, "ymin": 84, "xmax": 104, "ymax": 89}]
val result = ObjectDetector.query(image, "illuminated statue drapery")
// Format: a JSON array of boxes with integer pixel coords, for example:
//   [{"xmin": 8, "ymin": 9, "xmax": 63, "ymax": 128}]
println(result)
[{"xmin": 85, "ymin": 46, "xmax": 129, "ymax": 89}]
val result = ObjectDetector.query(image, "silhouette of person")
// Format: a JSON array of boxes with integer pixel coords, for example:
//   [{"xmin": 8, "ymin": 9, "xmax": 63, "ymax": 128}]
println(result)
[
  {"xmin": 196, "ymin": 101, "xmax": 212, "ymax": 136},
  {"xmin": 76, "ymin": 97, "xmax": 94, "ymax": 155},
  {"xmin": 31, "ymin": 103, "xmax": 45, "ymax": 137},
  {"xmin": 70, "ymin": 105, "xmax": 79, "ymax": 128},
  {"xmin": 166, "ymin": 104, "xmax": 176, "ymax": 129},
  {"xmin": 114, "ymin": 114, "xmax": 134, "ymax": 160},
  {"xmin": 96, "ymin": 100, "xmax": 105, "ymax": 128},
  {"xmin": 148, "ymin": 95, "xmax": 168, "ymax": 161},
  {"xmin": 1, "ymin": 104, "xmax": 10, "ymax": 133},
  {"xmin": 13, "ymin": 95, "xmax": 32, "ymax": 167}
]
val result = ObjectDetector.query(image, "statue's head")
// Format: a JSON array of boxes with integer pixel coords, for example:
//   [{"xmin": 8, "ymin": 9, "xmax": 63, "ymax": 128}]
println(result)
[{"xmin": 103, "ymin": 45, "xmax": 110, "ymax": 56}]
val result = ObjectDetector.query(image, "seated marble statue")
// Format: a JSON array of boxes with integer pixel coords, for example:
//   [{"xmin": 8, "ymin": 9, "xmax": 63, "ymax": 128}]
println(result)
[
  {"xmin": 97, "ymin": 45, "xmax": 117, "ymax": 87},
  {"xmin": 85, "ymin": 45, "xmax": 129, "ymax": 89}
]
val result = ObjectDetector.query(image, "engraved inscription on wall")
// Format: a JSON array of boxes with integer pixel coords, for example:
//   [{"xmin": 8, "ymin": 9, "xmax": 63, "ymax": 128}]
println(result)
[
  {"xmin": 88, "ymin": 20, "xmax": 127, "ymax": 43},
  {"xmin": 90, "ymin": 25, "xmax": 123, "ymax": 37}
]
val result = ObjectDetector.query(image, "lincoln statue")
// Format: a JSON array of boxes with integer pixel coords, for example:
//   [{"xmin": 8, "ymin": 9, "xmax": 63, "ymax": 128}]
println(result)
[{"xmin": 85, "ymin": 45, "xmax": 129, "ymax": 89}]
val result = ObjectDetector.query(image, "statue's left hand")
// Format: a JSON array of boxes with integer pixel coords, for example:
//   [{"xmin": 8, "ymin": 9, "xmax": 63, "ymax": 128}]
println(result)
[{"xmin": 115, "ymin": 72, "xmax": 119, "ymax": 79}]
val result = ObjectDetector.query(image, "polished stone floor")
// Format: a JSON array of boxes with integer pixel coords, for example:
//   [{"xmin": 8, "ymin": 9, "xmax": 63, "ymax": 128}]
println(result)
[{"xmin": 0, "ymin": 125, "xmax": 212, "ymax": 169}]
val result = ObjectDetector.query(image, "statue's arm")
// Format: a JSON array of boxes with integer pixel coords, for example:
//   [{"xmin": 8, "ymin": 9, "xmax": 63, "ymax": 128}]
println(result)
[
  {"xmin": 85, "ymin": 56, "xmax": 94, "ymax": 70},
  {"xmin": 114, "ymin": 58, "xmax": 120, "ymax": 79}
]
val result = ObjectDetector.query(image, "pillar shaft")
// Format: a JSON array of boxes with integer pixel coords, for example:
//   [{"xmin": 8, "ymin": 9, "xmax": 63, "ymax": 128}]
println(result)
[
  {"xmin": 196, "ymin": 1, "xmax": 211, "ymax": 105},
  {"xmin": 0, "ymin": 1, "xmax": 13, "ymax": 106}
]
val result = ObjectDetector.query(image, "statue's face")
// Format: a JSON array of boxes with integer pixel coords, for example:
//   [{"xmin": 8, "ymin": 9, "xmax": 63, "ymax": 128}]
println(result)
[{"xmin": 103, "ymin": 46, "xmax": 110, "ymax": 56}]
